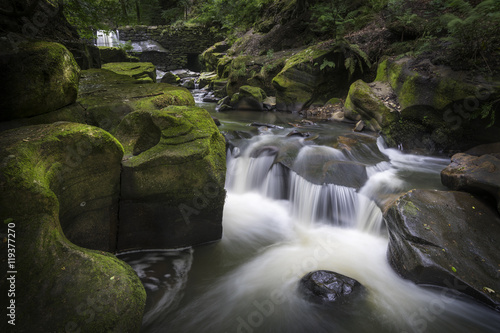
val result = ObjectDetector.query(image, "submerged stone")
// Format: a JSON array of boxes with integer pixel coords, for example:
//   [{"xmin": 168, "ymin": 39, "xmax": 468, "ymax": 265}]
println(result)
[{"xmin": 299, "ymin": 270, "xmax": 366, "ymax": 306}]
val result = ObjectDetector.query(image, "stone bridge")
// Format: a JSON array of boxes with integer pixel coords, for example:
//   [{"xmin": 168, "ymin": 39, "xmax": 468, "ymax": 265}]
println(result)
[{"xmin": 118, "ymin": 25, "xmax": 224, "ymax": 71}]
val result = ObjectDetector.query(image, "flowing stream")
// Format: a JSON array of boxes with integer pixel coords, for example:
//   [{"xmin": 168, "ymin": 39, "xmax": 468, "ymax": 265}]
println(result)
[{"xmin": 119, "ymin": 90, "xmax": 500, "ymax": 332}]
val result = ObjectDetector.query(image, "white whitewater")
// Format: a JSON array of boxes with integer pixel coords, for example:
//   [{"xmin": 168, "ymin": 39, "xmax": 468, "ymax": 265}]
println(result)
[{"xmin": 144, "ymin": 132, "xmax": 500, "ymax": 332}]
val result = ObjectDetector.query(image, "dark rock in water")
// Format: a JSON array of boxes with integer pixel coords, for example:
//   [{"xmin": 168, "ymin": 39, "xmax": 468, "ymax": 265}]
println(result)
[
  {"xmin": 250, "ymin": 122, "xmax": 284, "ymax": 129},
  {"xmin": 203, "ymin": 96, "xmax": 220, "ymax": 103},
  {"xmin": 161, "ymin": 71, "xmax": 181, "ymax": 84},
  {"xmin": 218, "ymin": 104, "xmax": 233, "ymax": 111},
  {"xmin": 384, "ymin": 189, "xmax": 500, "ymax": 311},
  {"xmin": 299, "ymin": 270, "xmax": 365, "ymax": 306},
  {"xmin": 212, "ymin": 116, "xmax": 221, "ymax": 126},
  {"xmin": 286, "ymin": 129, "xmax": 311, "ymax": 138},
  {"xmin": 250, "ymin": 145, "xmax": 280, "ymax": 158},
  {"xmin": 441, "ymin": 152, "xmax": 500, "ymax": 214}
]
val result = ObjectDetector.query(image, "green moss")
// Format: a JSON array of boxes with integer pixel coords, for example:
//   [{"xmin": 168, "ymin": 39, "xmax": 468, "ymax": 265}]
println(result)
[
  {"xmin": 402, "ymin": 200, "xmax": 420, "ymax": 217},
  {"xmin": 102, "ymin": 62, "xmax": 157, "ymax": 83},
  {"xmin": 0, "ymin": 123, "xmax": 144, "ymax": 332},
  {"xmin": 375, "ymin": 59, "xmax": 389, "ymax": 82},
  {"xmin": 398, "ymin": 74, "xmax": 419, "ymax": 109},
  {"xmin": 0, "ymin": 41, "xmax": 80, "ymax": 121}
]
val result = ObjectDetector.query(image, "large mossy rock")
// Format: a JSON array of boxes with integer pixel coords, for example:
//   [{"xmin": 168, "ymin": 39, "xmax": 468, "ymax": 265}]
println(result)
[
  {"xmin": 441, "ymin": 150, "xmax": 500, "ymax": 214},
  {"xmin": 344, "ymin": 80, "xmax": 400, "ymax": 131},
  {"xmin": 271, "ymin": 45, "xmax": 349, "ymax": 111},
  {"xmin": 384, "ymin": 189, "xmax": 500, "ymax": 311},
  {"xmin": 371, "ymin": 57, "xmax": 500, "ymax": 152},
  {"xmin": 230, "ymin": 85, "xmax": 267, "ymax": 110},
  {"xmin": 201, "ymin": 41, "xmax": 230, "ymax": 72},
  {"xmin": 99, "ymin": 46, "xmax": 139, "ymax": 64},
  {"xmin": 114, "ymin": 106, "xmax": 226, "ymax": 251},
  {"xmin": 78, "ymin": 69, "xmax": 194, "ymax": 133},
  {"xmin": 102, "ymin": 62, "xmax": 157, "ymax": 83},
  {"xmin": 0, "ymin": 123, "xmax": 145, "ymax": 332},
  {"xmin": 0, "ymin": 41, "xmax": 80, "ymax": 121}
]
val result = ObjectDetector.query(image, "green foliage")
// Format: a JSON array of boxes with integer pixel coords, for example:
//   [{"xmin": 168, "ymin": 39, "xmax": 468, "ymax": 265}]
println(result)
[
  {"xmin": 58, "ymin": 0, "xmax": 131, "ymax": 39},
  {"xmin": 441, "ymin": 0, "xmax": 500, "ymax": 70},
  {"xmin": 320, "ymin": 59, "xmax": 335, "ymax": 71},
  {"xmin": 117, "ymin": 40, "xmax": 134, "ymax": 52},
  {"xmin": 192, "ymin": 0, "xmax": 272, "ymax": 31},
  {"xmin": 334, "ymin": 39, "xmax": 371, "ymax": 79},
  {"xmin": 310, "ymin": 0, "xmax": 358, "ymax": 39},
  {"xmin": 470, "ymin": 100, "xmax": 499, "ymax": 128},
  {"xmin": 266, "ymin": 49, "xmax": 274, "ymax": 59}
]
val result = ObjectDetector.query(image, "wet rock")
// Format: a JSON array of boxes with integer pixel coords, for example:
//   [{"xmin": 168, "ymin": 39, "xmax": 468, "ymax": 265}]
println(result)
[
  {"xmin": 182, "ymin": 78, "xmax": 196, "ymax": 89},
  {"xmin": 99, "ymin": 46, "xmax": 138, "ymax": 64},
  {"xmin": 299, "ymin": 270, "xmax": 366, "ymax": 306},
  {"xmin": 263, "ymin": 96, "xmax": 277, "ymax": 111},
  {"xmin": 198, "ymin": 71, "xmax": 218, "ymax": 88},
  {"xmin": 272, "ymin": 45, "xmax": 350, "ymax": 112},
  {"xmin": 0, "ymin": 123, "xmax": 146, "ymax": 332},
  {"xmin": 161, "ymin": 71, "xmax": 181, "ymax": 84},
  {"xmin": 231, "ymin": 85, "xmax": 267, "ymax": 111},
  {"xmin": 354, "ymin": 120, "xmax": 365, "ymax": 132},
  {"xmin": 441, "ymin": 152, "xmax": 500, "ymax": 214},
  {"xmin": 384, "ymin": 189, "xmax": 500, "ymax": 311},
  {"xmin": 286, "ymin": 129, "xmax": 311, "ymax": 138},
  {"xmin": 115, "ymin": 106, "xmax": 226, "ymax": 251},
  {"xmin": 344, "ymin": 80, "xmax": 399, "ymax": 132},
  {"xmin": 0, "ymin": 41, "xmax": 80, "ymax": 121}
]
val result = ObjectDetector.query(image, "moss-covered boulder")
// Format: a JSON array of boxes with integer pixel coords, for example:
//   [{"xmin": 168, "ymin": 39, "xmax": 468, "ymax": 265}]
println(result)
[
  {"xmin": 201, "ymin": 41, "xmax": 230, "ymax": 72},
  {"xmin": 384, "ymin": 189, "xmax": 500, "ymax": 311},
  {"xmin": 369, "ymin": 56, "xmax": 500, "ymax": 152},
  {"xmin": 0, "ymin": 41, "xmax": 80, "ymax": 121},
  {"xmin": 344, "ymin": 80, "xmax": 400, "ymax": 131},
  {"xmin": 161, "ymin": 71, "xmax": 181, "ymax": 84},
  {"xmin": 0, "ymin": 103, "xmax": 87, "ymax": 133},
  {"xmin": 375, "ymin": 57, "xmax": 480, "ymax": 111},
  {"xmin": 197, "ymin": 71, "xmax": 218, "ymax": 88},
  {"xmin": 230, "ymin": 85, "xmax": 267, "ymax": 110},
  {"xmin": 102, "ymin": 62, "xmax": 157, "ymax": 83},
  {"xmin": 78, "ymin": 69, "xmax": 194, "ymax": 133},
  {"xmin": 114, "ymin": 106, "xmax": 226, "ymax": 251},
  {"xmin": 272, "ymin": 45, "xmax": 349, "ymax": 111},
  {"xmin": 0, "ymin": 123, "xmax": 145, "ymax": 332},
  {"xmin": 99, "ymin": 46, "xmax": 139, "ymax": 64}
]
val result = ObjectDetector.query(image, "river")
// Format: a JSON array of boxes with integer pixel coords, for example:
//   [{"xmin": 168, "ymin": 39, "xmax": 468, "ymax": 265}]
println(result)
[{"xmin": 119, "ymin": 87, "xmax": 500, "ymax": 333}]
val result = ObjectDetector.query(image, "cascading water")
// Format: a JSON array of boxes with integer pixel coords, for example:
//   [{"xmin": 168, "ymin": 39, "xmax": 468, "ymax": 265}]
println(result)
[{"xmin": 121, "ymin": 111, "xmax": 500, "ymax": 333}]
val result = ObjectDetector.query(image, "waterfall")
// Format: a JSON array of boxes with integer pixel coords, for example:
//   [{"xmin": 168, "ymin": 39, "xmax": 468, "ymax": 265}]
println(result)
[
  {"xmin": 225, "ymin": 137, "xmax": 384, "ymax": 233},
  {"xmin": 95, "ymin": 30, "xmax": 120, "ymax": 47},
  {"xmin": 122, "ymin": 116, "xmax": 500, "ymax": 333}
]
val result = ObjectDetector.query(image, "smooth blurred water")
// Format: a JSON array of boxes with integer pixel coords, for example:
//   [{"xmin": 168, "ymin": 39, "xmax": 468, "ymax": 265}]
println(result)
[{"xmin": 120, "ymin": 108, "xmax": 500, "ymax": 333}]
